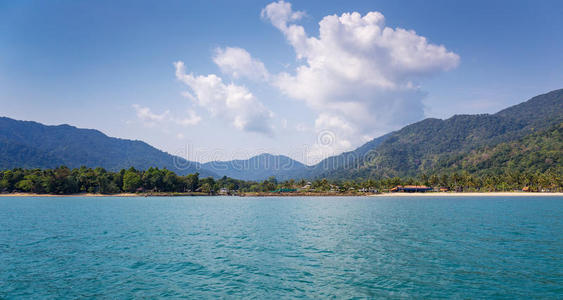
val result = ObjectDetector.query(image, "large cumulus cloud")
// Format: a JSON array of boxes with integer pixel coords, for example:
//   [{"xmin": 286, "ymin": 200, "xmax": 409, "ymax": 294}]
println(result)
[{"xmin": 260, "ymin": 1, "xmax": 459, "ymax": 156}]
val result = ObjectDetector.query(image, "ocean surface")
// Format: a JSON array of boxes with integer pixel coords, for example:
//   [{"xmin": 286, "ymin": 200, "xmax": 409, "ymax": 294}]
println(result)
[{"xmin": 0, "ymin": 196, "xmax": 561, "ymax": 298}]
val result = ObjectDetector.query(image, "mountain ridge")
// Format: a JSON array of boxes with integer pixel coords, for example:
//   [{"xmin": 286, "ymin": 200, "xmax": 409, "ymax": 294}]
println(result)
[
  {"xmin": 202, "ymin": 153, "xmax": 307, "ymax": 181},
  {"xmin": 1, "ymin": 88, "xmax": 561, "ymax": 180},
  {"xmin": 314, "ymin": 89, "xmax": 562, "ymax": 180},
  {"xmin": 0, "ymin": 117, "xmax": 216, "ymax": 177}
]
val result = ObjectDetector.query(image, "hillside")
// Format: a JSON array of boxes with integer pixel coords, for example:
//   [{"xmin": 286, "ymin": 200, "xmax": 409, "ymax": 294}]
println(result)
[
  {"xmin": 293, "ymin": 133, "xmax": 391, "ymax": 179},
  {"xmin": 1, "ymin": 89, "xmax": 561, "ymax": 181},
  {"xmin": 202, "ymin": 153, "xmax": 307, "ymax": 181},
  {"xmin": 435, "ymin": 122, "xmax": 562, "ymax": 176},
  {"xmin": 316, "ymin": 89, "xmax": 563, "ymax": 180},
  {"xmin": 200, "ymin": 134, "xmax": 390, "ymax": 181},
  {"xmin": 0, "ymin": 118, "xmax": 216, "ymax": 177}
]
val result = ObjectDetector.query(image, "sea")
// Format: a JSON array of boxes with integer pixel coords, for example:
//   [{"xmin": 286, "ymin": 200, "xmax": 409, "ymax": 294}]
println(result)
[{"xmin": 0, "ymin": 196, "xmax": 561, "ymax": 298}]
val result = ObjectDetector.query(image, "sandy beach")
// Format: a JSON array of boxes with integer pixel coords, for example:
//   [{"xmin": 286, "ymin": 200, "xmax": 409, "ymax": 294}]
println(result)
[
  {"xmin": 0, "ymin": 192, "xmax": 561, "ymax": 197},
  {"xmin": 0, "ymin": 193, "xmax": 139, "ymax": 197},
  {"xmin": 370, "ymin": 192, "xmax": 563, "ymax": 197}
]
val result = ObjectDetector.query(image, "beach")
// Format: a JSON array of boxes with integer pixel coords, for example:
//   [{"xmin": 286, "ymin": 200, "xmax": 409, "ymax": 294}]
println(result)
[
  {"xmin": 370, "ymin": 192, "xmax": 563, "ymax": 197},
  {"xmin": 1, "ymin": 192, "xmax": 561, "ymax": 197}
]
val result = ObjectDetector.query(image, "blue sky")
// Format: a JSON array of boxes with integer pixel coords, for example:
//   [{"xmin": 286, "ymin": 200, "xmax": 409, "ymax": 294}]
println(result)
[{"xmin": 1, "ymin": 0, "xmax": 562, "ymax": 164}]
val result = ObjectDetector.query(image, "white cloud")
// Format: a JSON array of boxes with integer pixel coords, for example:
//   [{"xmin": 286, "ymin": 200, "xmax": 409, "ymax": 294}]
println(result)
[
  {"xmin": 132, "ymin": 104, "xmax": 170, "ymax": 127},
  {"xmin": 132, "ymin": 104, "xmax": 201, "ymax": 127},
  {"xmin": 175, "ymin": 110, "xmax": 202, "ymax": 126},
  {"xmin": 133, "ymin": 104, "xmax": 170, "ymax": 123},
  {"xmin": 174, "ymin": 61, "xmax": 274, "ymax": 135},
  {"xmin": 213, "ymin": 47, "xmax": 269, "ymax": 81},
  {"xmin": 262, "ymin": 1, "xmax": 460, "ymax": 155},
  {"xmin": 261, "ymin": 0, "xmax": 306, "ymax": 33}
]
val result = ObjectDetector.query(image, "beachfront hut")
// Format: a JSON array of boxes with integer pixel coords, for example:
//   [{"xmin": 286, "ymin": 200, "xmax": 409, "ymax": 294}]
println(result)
[{"xmin": 390, "ymin": 185, "xmax": 433, "ymax": 193}]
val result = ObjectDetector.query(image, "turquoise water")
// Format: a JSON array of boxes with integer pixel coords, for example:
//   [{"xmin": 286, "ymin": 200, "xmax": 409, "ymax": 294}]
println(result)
[{"xmin": 0, "ymin": 196, "xmax": 562, "ymax": 298}]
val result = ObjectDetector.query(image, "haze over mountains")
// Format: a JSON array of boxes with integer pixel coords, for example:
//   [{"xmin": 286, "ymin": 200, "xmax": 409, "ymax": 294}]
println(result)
[
  {"xmin": 202, "ymin": 154, "xmax": 307, "ymax": 181},
  {"xmin": 319, "ymin": 89, "xmax": 562, "ymax": 180},
  {"xmin": 0, "ymin": 118, "xmax": 217, "ymax": 178},
  {"xmin": 1, "ymin": 89, "xmax": 561, "ymax": 181}
]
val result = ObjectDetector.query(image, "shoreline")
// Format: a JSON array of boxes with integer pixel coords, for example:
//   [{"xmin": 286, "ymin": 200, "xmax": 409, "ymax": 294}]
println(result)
[
  {"xmin": 0, "ymin": 192, "xmax": 562, "ymax": 197},
  {"xmin": 370, "ymin": 192, "xmax": 563, "ymax": 197},
  {"xmin": 0, "ymin": 192, "xmax": 208, "ymax": 197}
]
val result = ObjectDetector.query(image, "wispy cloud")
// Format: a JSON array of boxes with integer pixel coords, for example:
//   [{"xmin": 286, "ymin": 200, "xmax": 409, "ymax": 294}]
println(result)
[
  {"xmin": 132, "ymin": 104, "xmax": 201, "ymax": 127},
  {"xmin": 213, "ymin": 47, "xmax": 270, "ymax": 81}
]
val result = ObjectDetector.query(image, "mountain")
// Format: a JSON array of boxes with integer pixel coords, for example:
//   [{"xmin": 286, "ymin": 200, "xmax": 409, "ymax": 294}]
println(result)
[
  {"xmin": 292, "ymin": 133, "xmax": 391, "ymax": 179},
  {"xmin": 495, "ymin": 88, "xmax": 563, "ymax": 128},
  {"xmin": 198, "ymin": 134, "xmax": 391, "ymax": 181},
  {"xmin": 2, "ymin": 89, "xmax": 561, "ymax": 181},
  {"xmin": 0, "ymin": 117, "xmax": 216, "ymax": 177},
  {"xmin": 316, "ymin": 89, "xmax": 563, "ymax": 180},
  {"xmin": 202, "ymin": 153, "xmax": 307, "ymax": 181},
  {"xmin": 435, "ymin": 122, "xmax": 562, "ymax": 176}
]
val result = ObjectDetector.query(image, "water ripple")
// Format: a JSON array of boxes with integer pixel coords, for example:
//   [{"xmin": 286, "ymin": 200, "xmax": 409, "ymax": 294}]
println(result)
[{"xmin": 0, "ymin": 196, "xmax": 561, "ymax": 298}]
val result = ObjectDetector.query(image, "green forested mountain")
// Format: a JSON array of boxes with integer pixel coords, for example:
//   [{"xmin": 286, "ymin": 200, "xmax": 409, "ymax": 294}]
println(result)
[
  {"xmin": 435, "ymin": 122, "xmax": 562, "ymax": 176},
  {"xmin": 495, "ymin": 88, "xmax": 563, "ymax": 128},
  {"xmin": 0, "ymin": 118, "xmax": 216, "ymax": 177},
  {"xmin": 1, "ymin": 89, "xmax": 561, "ymax": 181},
  {"xmin": 202, "ymin": 89, "xmax": 561, "ymax": 180},
  {"xmin": 315, "ymin": 89, "xmax": 562, "ymax": 180},
  {"xmin": 295, "ymin": 133, "xmax": 391, "ymax": 178}
]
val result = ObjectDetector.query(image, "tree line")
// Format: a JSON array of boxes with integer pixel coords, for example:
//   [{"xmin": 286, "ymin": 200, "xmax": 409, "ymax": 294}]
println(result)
[{"xmin": 0, "ymin": 166, "xmax": 561, "ymax": 195}]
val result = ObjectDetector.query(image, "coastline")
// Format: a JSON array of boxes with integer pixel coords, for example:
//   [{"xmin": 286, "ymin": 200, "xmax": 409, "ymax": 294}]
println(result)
[
  {"xmin": 0, "ymin": 193, "xmax": 138, "ymax": 197},
  {"xmin": 0, "ymin": 192, "xmax": 208, "ymax": 197},
  {"xmin": 0, "ymin": 192, "xmax": 562, "ymax": 197},
  {"xmin": 369, "ymin": 192, "xmax": 563, "ymax": 197}
]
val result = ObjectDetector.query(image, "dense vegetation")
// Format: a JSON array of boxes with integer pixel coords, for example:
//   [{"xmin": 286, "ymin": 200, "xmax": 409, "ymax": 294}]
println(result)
[
  {"xmin": 0, "ymin": 167, "xmax": 206, "ymax": 195},
  {"xmin": 0, "ymin": 117, "xmax": 216, "ymax": 177},
  {"xmin": 1, "ymin": 90, "xmax": 561, "ymax": 182},
  {"xmin": 435, "ymin": 122, "xmax": 562, "ymax": 176},
  {"xmin": 1, "ymin": 165, "xmax": 560, "ymax": 195},
  {"xmin": 317, "ymin": 89, "xmax": 563, "ymax": 180}
]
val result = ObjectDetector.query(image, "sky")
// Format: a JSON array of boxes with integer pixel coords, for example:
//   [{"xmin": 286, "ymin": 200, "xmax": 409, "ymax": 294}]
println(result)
[{"xmin": 1, "ymin": 0, "xmax": 562, "ymax": 164}]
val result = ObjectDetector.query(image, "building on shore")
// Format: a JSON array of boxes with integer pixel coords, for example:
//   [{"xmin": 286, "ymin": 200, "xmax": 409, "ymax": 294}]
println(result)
[
  {"xmin": 271, "ymin": 188, "xmax": 298, "ymax": 193},
  {"xmin": 390, "ymin": 185, "xmax": 433, "ymax": 193}
]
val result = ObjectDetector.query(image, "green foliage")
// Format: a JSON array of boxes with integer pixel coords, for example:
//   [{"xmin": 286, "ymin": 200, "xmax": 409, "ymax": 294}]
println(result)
[
  {"xmin": 436, "ymin": 122, "xmax": 563, "ymax": 176},
  {"xmin": 0, "ymin": 164, "xmax": 561, "ymax": 195},
  {"xmin": 316, "ymin": 89, "xmax": 563, "ymax": 180},
  {"xmin": 0, "ymin": 90, "xmax": 561, "ymax": 187},
  {"xmin": 0, "ymin": 117, "xmax": 216, "ymax": 177},
  {"xmin": 122, "ymin": 168, "xmax": 141, "ymax": 192},
  {"xmin": 185, "ymin": 173, "xmax": 199, "ymax": 192}
]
